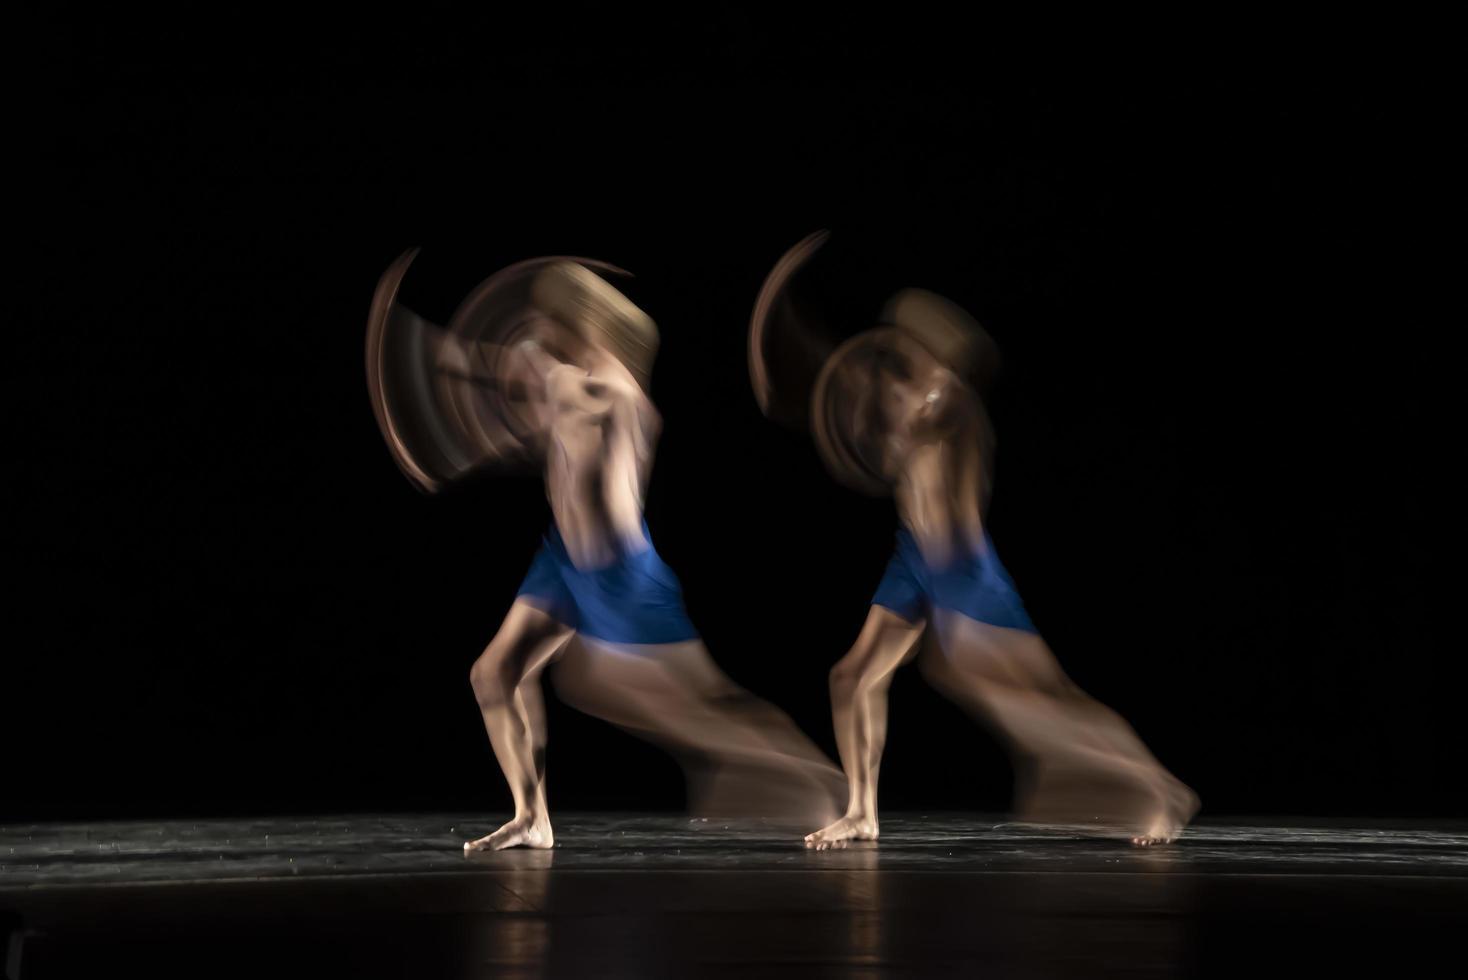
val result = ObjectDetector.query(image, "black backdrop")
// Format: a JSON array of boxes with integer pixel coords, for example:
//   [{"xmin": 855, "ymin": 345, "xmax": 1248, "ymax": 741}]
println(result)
[{"xmin": 7, "ymin": 14, "xmax": 1448, "ymax": 822}]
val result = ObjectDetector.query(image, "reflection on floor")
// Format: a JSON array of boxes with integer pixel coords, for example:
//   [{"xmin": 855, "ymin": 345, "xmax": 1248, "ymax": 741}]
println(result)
[{"xmin": 3, "ymin": 813, "xmax": 1466, "ymax": 977}]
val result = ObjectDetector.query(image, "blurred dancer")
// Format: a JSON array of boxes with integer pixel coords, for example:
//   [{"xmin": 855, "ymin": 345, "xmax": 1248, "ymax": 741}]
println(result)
[
  {"xmin": 750, "ymin": 234, "xmax": 1198, "ymax": 848},
  {"xmin": 367, "ymin": 253, "xmax": 844, "ymax": 851}
]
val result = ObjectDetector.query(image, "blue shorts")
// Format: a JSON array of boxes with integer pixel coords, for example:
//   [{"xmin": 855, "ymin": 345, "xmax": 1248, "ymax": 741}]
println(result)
[
  {"xmin": 872, "ymin": 526, "xmax": 1038, "ymax": 632},
  {"xmin": 515, "ymin": 523, "xmax": 700, "ymax": 645}
]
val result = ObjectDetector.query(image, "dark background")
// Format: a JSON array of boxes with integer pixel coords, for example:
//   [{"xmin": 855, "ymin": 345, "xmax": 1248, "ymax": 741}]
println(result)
[{"xmin": 7, "ymin": 13, "xmax": 1447, "ymax": 822}]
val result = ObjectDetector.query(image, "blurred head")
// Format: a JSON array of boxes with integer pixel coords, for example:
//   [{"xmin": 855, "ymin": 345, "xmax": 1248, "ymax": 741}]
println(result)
[
  {"xmin": 529, "ymin": 262, "xmax": 659, "ymax": 388},
  {"xmin": 873, "ymin": 331, "xmax": 970, "ymax": 466},
  {"xmin": 880, "ymin": 288, "xmax": 1000, "ymax": 405},
  {"xmin": 812, "ymin": 328, "xmax": 977, "ymax": 494},
  {"xmin": 522, "ymin": 311, "xmax": 593, "ymax": 367}
]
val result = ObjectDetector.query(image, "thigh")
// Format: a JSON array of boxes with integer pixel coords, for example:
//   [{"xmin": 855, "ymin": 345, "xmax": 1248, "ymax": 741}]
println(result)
[
  {"xmin": 635, "ymin": 639, "xmax": 748, "ymax": 700},
  {"xmin": 481, "ymin": 599, "xmax": 576, "ymax": 684},
  {"xmin": 549, "ymin": 638, "xmax": 712, "ymax": 735},
  {"xmin": 837, "ymin": 606, "xmax": 928, "ymax": 681},
  {"xmin": 925, "ymin": 610, "xmax": 1070, "ymax": 694}
]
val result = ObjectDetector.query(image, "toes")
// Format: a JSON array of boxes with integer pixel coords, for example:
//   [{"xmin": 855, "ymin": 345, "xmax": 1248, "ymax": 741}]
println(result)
[{"xmin": 807, "ymin": 834, "xmax": 851, "ymax": 851}]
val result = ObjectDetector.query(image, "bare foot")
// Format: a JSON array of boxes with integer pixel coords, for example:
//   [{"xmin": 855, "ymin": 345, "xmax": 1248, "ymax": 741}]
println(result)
[
  {"xmin": 464, "ymin": 816, "xmax": 554, "ymax": 852},
  {"xmin": 1130, "ymin": 781, "xmax": 1199, "ymax": 848},
  {"xmin": 805, "ymin": 814, "xmax": 879, "ymax": 850},
  {"xmin": 1130, "ymin": 814, "xmax": 1178, "ymax": 847}
]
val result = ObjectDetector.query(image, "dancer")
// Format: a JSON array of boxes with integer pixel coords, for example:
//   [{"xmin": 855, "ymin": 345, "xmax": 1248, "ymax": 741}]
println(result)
[
  {"xmin": 367, "ymin": 251, "xmax": 844, "ymax": 851},
  {"xmin": 749, "ymin": 233, "xmax": 1199, "ymax": 848}
]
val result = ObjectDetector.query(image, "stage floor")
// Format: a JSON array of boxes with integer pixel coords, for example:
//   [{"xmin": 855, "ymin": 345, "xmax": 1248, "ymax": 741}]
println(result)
[{"xmin": 4, "ymin": 813, "xmax": 1466, "ymax": 977}]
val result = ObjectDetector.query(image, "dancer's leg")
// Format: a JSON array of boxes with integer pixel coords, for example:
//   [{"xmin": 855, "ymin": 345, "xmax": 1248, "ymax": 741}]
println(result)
[
  {"xmin": 549, "ymin": 637, "xmax": 845, "ymax": 826},
  {"xmin": 805, "ymin": 606, "xmax": 926, "ymax": 849},
  {"xmin": 465, "ymin": 599, "xmax": 574, "ymax": 851},
  {"xmin": 652, "ymin": 641, "xmax": 847, "ymax": 817},
  {"xmin": 922, "ymin": 612, "xmax": 1198, "ymax": 845}
]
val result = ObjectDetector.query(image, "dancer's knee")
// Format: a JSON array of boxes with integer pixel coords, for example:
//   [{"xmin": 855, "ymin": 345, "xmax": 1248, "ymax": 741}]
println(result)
[
  {"xmin": 829, "ymin": 657, "xmax": 863, "ymax": 699},
  {"xmin": 469, "ymin": 647, "xmax": 517, "ymax": 708}
]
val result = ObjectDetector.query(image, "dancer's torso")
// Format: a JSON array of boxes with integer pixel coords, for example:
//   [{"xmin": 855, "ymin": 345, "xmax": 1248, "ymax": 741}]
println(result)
[
  {"xmin": 543, "ymin": 364, "xmax": 655, "ymax": 569},
  {"xmin": 893, "ymin": 441, "xmax": 986, "ymax": 568}
]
